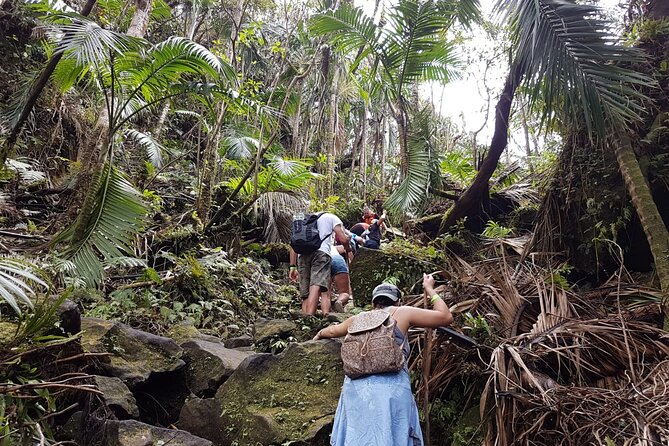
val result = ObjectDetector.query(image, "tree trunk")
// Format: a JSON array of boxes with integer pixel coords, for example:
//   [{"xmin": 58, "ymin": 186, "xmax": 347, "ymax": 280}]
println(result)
[
  {"xmin": 520, "ymin": 102, "xmax": 534, "ymax": 174},
  {"xmin": 440, "ymin": 61, "xmax": 524, "ymax": 232},
  {"xmin": 0, "ymin": 0, "xmax": 97, "ymax": 166},
  {"xmin": 395, "ymin": 105, "xmax": 408, "ymax": 180},
  {"xmin": 126, "ymin": 0, "xmax": 153, "ymax": 37},
  {"xmin": 616, "ymin": 139, "xmax": 669, "ymax": 327},
  {"xmin": 648, "ymin": 1, "xmax": 669, "ymax": 20},
  {"xmin": 195, "ymin": 104, "xmax": 226, "ymax": 224}
]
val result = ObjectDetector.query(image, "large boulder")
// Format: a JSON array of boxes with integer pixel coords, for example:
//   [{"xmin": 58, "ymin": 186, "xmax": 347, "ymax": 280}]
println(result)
[
  {"xmin": 178, "ymin": 340, "xmax": 343, "ymax": 446},
  {"xmin": 80, "ymin": 317, "xmax": 185, "ymax": 387},
  {"xmin": 181, "ymin": 338, "xmax": 254, "ymax": 396}
]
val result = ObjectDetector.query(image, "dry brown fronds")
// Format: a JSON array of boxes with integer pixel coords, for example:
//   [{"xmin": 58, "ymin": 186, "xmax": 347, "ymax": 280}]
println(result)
[{"xmin": 401, "ymin": 252, "xmax": 668, "ymax": 445}]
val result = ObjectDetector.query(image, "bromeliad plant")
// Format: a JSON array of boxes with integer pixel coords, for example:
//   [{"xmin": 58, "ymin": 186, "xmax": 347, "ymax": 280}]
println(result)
[{"xmin": 43, "ymin": 14, "xmax": 236, "ymax": 286}]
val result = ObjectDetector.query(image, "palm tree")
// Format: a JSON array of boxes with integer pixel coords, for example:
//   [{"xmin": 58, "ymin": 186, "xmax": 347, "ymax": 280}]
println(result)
[
  {"xmin": 441, "ymin": 0, "xmax": 653, "ymax": 231},
  {"xmin": 43, "ymin": 15, "xmax": 234, "ymax": 286},
  {"xmin": 310, "ymin": 0, "xmax": 469, "ymax": 212}
]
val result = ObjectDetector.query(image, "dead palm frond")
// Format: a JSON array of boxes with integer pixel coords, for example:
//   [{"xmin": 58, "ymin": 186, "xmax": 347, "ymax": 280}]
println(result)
[{"xmin": 253, "ymin": 191, "xmax": 308, "ymax": 244}]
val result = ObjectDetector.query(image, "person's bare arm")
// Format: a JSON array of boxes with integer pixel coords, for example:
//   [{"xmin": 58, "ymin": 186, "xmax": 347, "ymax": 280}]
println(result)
[
  {"xmin": 288, "ymin": 247, "xmax": 299, "ymax": 281},
  {"xmin": 405, "ymin": 274, "xmax": 453, "ymax": 329},
  {"xmin": 378, "ymin": 210, "xmax": 386, "ymax": 227},
  {"xmin": 333, "ymin": 224, "xmax": 351, "ymax": 253},
  {"xmin": 313, "ymin": 316, "xmax": 354, "ymax": 340}
]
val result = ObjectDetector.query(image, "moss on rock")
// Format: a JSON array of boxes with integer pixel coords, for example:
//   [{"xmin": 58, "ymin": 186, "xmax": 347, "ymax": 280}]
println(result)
[{"xmin": 180, "ymin": 340, "xmax": 342, "ymax": 446}]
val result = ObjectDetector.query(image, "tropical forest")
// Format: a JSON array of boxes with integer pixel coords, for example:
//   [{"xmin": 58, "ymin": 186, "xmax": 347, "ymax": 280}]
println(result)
[{"xmin": 1, "ymin": 0, "xmax": 669, "ymax": 444}]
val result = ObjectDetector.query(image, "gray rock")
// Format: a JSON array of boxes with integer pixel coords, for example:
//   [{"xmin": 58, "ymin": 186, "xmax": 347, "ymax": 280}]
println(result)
[
  {"xmin": 223, "ymin": 335, "xmax": 253, "ymax": 349},
  {"xmin": 179, "ymin": 340, "xmax": 342, "ymax": 446},
  {"xmin": 57, "ymin": 299, "xmax": 81, "ymax": 334},
  {"xmin": 80, "ymin": 317, "xmax": 185, "ymax": 387},
  {"xmin": 62, "ymin": 413, "xmax": 211, "ymax": 446},
  {"xmin": 181, "ymin": 338, "xmax": 254, "ymax": 396},
  {"xmin": 93, "ymin": 375, "xmax": 139, "ymax": 418},
  {"xmin": 178, "ymin": 398, "xmax": 225, "ymax": 442},
  {"xmin": 106, "ymin": 419, "xmax": 212, "ymax": 446},
  {"xmin": 252, "ymin": 318, "xmax": 297, "ymax": 344}
]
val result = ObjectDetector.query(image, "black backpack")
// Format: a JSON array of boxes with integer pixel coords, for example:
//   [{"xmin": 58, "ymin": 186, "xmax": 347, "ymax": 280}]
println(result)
[{"xmin": 290, "ymin": 213, "xmax": 325, "ymax": 255}]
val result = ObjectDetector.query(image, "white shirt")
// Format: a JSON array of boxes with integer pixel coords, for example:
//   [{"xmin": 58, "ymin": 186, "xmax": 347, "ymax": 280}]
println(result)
[{"xmin": 317, "ymin": 213, "xmax": 343, "ymax": 255}]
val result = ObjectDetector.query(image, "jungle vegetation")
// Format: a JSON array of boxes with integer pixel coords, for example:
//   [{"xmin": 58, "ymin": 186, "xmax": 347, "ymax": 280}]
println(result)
[{"xmin": 1, "ymin": 0, "xmax": 669, "ymax": 444}]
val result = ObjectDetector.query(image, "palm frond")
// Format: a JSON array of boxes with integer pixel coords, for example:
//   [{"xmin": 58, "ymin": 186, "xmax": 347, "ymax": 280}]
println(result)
[
  {"xmin": 126, "ymin": 37, "xmax": 232, "ymax": 97},
  {"xmin": 309, "ymin": 4, "xmax": 381, "ymax": 69},
  {"xmin": 384, "ymin": 0, "xmax": 460, "ymax": 86},
  {"xmin": 45, "ymin": 14, "xmax": 140, "ymax": 66},
  {"xmin": 498, "ymin": 0, "xmax": 654, "ymax": 137},
  {"xmin": 436, "ymin": 0, "xmax": 482, "ymax": 29},
  {"xmin": 5, "ymin": 158, "xmax": 46, "ymax": 184},
  {"xmin": 124, "ymin": 129, "xmax": 165, "ymax": 167},
  {"xmin": 385, "ymin": 106, "xmax": 437, "ymax": 214},
  {"xmin": 54, "ymin": 164, "xmax": 146, "ymax": 287},
  {"xmin": 0, "ymin": 258, "xmax": 48, "ymax": 315},
  {"xmin": 267, "ymin": 156, "xmax": 312, "ymax": 176},
  {"xmin": 220, "ymin": 135, "xmax": 259, "ymax": 160}
]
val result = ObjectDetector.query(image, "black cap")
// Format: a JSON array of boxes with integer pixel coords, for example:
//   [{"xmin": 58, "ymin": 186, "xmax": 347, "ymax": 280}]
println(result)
[{"xmin": 371, "ymin": 283, "xmax": 401, "ymax": 303}]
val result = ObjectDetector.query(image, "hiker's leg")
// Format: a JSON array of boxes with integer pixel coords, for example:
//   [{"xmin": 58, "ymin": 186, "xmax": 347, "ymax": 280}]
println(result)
[
  {"xmin": 299, "ymin": 253, "xmax": 316, "ymax": 314},
  {"xmin": 334, "ymin": 273, "xmax": 351, "ymax": 306},
  {"xmin": 303, "ymin": 285, "xmax": 321, "ymax": 315},
  {"xmin": 320, "ymin": 289, "xmax": 332, "ymax": 314},
  {"xmin": 306, "ymin": 250, "xmax": 332, "ymax": 315}
]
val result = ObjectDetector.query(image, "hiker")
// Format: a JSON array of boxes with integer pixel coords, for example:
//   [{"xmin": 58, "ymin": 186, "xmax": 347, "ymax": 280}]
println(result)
[
  {"xmin": 349, "ymin": 222, "xmax": 368, "ymax": 237},
  {"xmin": 288, "ymin": 212, "xmax": 351, "ymax": 316},
  {"xmin": 361, "ymin": 206, "xmax": 378, "ymax": 225},
  {"xmin": 364, "ymin": 209, "xmax": 386, "ymax": 250},
  {"xmin": 314, "ymin": 273, "xmax": 453, "ymax": 445},
  {"xmin": 321, "ymin": 242, "xmax": 353, "ymax": 313}
]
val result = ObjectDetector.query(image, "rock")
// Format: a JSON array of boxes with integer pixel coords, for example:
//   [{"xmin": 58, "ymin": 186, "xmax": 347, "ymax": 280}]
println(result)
[
  {"xmin": 134, "ymin": 368, "xmax": 190, "ymax": 426},
  {"xmin": 252, "ymin": 318, "xmax": 297, "ymax": 344},
  {"xmin": 167, "ymin": 323, "xmax": 202, "ymax": 345},
  {"xmin": 167, "ymin": 323, "xmax": 227, "ymax": 345},
  {"xmin": 349, "ymin": 246, "xmax": 430, "ymax": 306},
  {"xmin": 224, "ymin": 335, "xmax": 253, "ymax": 349},
  {"xmin": 179, "ymin": 340, "xmax": 343, "ymax": 446},
  {"xmin": 57, "ymin": 299, "xmax": 81, "ymax": 334},
  {"xmin": 92, "ymin": 375, "xmax": 139, "ymax": 418},
  {"xmin": 181, "ymin": 338, "xmax": 254, "ymax": 396},
  {"xmin": 61, "ymin": 408, "xmax": 212, "ymax": 446},
  {"xmin": 107, "ymin": 420, "xmax": 212, "ymax": 446},
  {"xmin": 0, "ymin": 322, "xmax": 18, "ymax": 346},
  {"xmin": 178, "ymin": 397, "xmax": 224, "ymax": 441},
  {"xmin": 80, "ymin": 317, "xmax": 185, "ymax": 387}
]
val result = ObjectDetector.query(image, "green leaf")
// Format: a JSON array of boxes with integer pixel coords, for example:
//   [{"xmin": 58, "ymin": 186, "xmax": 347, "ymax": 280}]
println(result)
[
  {"xmin": 498, "ymin": 0, "xmax": 654, "ymax": 138},
  {"xmin": 54, "ymin": 164, "xmax": 146, "ymax": 287}
]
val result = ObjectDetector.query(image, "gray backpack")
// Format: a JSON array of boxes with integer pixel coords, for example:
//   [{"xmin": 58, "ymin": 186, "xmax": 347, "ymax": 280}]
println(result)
[{"xmin": 340, "ymin": 308, "xmax": 405, "ymax": 379}]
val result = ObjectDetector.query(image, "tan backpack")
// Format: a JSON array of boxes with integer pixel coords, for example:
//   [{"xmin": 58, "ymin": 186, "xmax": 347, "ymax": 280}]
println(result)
[{"xmin": 340, "ymin": 308, "xmax": 406, "ymax": 379}]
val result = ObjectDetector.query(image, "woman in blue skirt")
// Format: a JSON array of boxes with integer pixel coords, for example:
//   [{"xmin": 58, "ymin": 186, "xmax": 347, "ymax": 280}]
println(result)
[{"xmin": 314, "ymin": 274, "xmax": 453, "ymax": 445}]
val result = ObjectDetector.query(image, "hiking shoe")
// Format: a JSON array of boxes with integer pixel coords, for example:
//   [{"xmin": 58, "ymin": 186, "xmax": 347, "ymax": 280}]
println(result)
[{"xmin": 332, "ymin": 300, "xmax": 345, "ymax": 313}]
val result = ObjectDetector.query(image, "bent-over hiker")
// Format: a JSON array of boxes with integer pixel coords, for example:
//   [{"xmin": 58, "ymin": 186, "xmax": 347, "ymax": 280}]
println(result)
[{"xmin": 288, "ymin": 212, "xmax": 351, "ymax": 315}]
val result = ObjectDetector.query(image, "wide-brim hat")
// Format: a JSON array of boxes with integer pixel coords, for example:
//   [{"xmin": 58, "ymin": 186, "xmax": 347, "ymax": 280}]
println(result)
[{"xmin": 371, "ymin": 283, "xmax": 401, "ymax": 303}]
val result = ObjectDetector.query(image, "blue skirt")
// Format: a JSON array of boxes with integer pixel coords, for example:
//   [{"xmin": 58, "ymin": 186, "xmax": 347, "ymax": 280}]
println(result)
[{"xmin": 331, "ymin": 369, "xmax": 424, "ymax": 446}]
